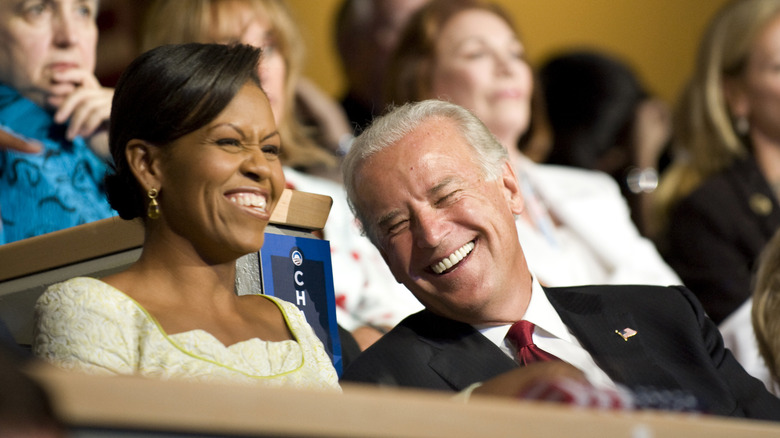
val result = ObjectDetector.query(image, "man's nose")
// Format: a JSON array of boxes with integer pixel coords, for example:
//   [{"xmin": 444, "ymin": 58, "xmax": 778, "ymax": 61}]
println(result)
[{"xmin": 412, "ymin": 208, "xmax": 448, "ymax": 249}]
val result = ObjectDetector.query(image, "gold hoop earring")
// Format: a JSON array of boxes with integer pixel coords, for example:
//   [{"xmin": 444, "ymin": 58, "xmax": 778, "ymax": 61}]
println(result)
[{"xmin": 147, "ymin": 188, "xmax": 161, "ymax": 219}]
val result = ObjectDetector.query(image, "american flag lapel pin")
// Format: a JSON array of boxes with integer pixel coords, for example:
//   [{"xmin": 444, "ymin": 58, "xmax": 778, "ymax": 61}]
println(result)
[{"xmin": 615, "ymin": 327, "xmax": 637, "ymax": 341}]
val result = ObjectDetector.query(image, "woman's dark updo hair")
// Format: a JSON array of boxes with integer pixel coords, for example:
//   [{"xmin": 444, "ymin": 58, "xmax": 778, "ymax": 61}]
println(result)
[
  {"xmin": 105, "ymin": 43, "xmax": 262, "ymax": 220},
  {"xmin": 539, "ymin": 50, "xmax": 647, "ymax": 170}
]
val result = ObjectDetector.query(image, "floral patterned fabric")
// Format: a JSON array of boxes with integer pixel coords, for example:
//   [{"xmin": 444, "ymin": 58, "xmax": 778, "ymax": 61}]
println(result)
[
  {"xmin": 33, "ymin": 277, "xmax": 340, "ymax": 392},
  {"xmin": 0, "ymin": 84, "xmax": 114, "ymax": 244}
]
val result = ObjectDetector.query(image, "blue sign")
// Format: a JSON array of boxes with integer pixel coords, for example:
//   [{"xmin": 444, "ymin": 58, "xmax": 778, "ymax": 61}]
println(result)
[{"xmin": 259, "ymin": 233, "xmax": 342, "ymax": 375}]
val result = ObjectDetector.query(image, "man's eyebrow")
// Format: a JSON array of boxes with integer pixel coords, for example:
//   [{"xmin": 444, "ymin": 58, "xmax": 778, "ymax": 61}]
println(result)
[
  {"xmin": 428, "ymin": 176, "xmax": 459, "ymax": 196},
  {"xmin": 377, "ymin": 210, "xmax": 403, "ymax": 230},
  {"xmin": 374, "ymin": 177, "xmax": 461, "ymax": 230}
]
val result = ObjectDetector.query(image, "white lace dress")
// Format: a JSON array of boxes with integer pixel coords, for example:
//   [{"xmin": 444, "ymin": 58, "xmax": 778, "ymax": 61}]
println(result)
[{"xmin": 33, "ymin": 277, "xmax": 340, "ymax": 392}]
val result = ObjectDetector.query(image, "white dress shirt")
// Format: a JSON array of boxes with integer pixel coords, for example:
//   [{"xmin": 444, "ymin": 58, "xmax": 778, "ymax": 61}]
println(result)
[{"xmin": 475, "ymin": 276, "xmax": 617, "ymax": 390}]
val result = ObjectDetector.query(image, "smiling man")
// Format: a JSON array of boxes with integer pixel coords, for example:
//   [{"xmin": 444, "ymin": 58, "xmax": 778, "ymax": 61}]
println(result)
[{"xmin": 339, "ymin": 99, "xmax": 780, "ymax": 421}]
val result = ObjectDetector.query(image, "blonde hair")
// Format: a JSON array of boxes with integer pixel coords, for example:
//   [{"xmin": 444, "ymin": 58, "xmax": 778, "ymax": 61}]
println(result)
[
  {"xmin": 140, "ymin": 0, "xmax": 338, "ymax": 171},
  {"xmin": 753, "ymin": 228, "xmax": 780, "ymax": 385},
  {"xmin": 657, "ymin": 0, "xmax": 780, "ymax": 222}
]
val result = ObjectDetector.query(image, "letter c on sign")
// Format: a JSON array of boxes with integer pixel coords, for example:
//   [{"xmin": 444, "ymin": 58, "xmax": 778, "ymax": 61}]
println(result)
[{"xmin": 295, "ymin": 270, "xmax": 304, "ymax": 286}]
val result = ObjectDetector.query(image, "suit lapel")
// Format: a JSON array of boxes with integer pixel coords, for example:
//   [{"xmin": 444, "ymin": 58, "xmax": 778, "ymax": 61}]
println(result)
[
  {"xmin": 545, "ymin": 287, "xmax": 684, "ymax": 391},
  {"xmin": 417, "ymin": 313, "xmax": 517, "ymax": 390}
]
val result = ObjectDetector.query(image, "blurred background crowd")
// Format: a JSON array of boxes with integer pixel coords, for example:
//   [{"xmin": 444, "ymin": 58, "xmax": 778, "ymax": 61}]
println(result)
[{"xmin": 3, "ymin": 1, "xmax": 780, "ymax": 430}]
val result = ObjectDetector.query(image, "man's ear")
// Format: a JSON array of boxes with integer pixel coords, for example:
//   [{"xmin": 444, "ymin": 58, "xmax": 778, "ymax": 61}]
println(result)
[
  {"xmin": 126, "ymin": 139, "xmax": 164, "ymax": 191},
  {"xmin": 723, "ymin": 77, "xmax": 750, "ymax": 121},
  {"xmin": 500, "ymin": 160, "xmax": 525, "ymax": 215}
]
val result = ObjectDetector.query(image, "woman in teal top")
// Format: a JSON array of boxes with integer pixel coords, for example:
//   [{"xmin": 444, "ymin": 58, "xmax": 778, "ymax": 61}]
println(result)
[
  {"xmin": 0, "ymin": 0, "xmax": 115, "ymax": 243},
  {"xmin": 0, "ymin": 83, "xmax": 114, "ymax": 243}
]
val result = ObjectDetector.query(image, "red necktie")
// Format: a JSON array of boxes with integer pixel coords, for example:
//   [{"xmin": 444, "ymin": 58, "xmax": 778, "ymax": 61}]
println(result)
[{"xmin": 506, "ymin": 320, "xmax": 559, "ymax": 365}]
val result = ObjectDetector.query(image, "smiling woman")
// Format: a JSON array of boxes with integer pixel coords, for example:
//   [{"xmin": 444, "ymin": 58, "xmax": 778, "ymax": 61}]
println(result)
[
  {"xmin": 121, "ymin": 80, "xmax": 285, "ymax": 264},
  {"xmin": 31, "ymin": 43, "xmax": 340, "ymax": 391}
]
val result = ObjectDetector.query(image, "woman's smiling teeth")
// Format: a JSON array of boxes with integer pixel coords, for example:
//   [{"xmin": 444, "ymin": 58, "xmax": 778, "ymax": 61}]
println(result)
[
  {"xmin": 227, "ymin": 193, "xmax": 267, "ymax": 211},
  {"xmin": 431, "ymin": 241, "xmax": 475, "ymax": 274}
]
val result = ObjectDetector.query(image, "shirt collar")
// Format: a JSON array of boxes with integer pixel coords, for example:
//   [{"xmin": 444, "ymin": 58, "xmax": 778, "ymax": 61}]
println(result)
[
  {"xmin": 522, "ymin": 275, "xmax": 572, "ymax": 342},
  {"xmin": 474, "ymin": 274, "xmax": 572, "ymax": 344}
]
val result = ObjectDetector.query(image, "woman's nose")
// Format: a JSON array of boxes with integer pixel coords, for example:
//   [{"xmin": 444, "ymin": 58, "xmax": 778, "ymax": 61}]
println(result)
[
  {"xmin": 494, "ymin": 52, "xmax": 516, "ymax": 76},
  {"xmin": 52, "ymin": 10, "xmax": 79, "ymax": 48},
  {"xmin": 240, "ymin": 148, "xmax": 273, "ymax": 181}
]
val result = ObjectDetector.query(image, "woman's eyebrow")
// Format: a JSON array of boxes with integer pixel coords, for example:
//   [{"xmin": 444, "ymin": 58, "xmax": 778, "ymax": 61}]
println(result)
[{"xmin": 208, "ymin": 124, "xmax": 279, "ymax": 142}]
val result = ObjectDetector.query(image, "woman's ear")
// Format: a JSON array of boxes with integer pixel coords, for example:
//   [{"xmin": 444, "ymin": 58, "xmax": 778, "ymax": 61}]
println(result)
[
  {"xmin": 723, "ymin": 77, "xmax": 750, "ymax": 120},
  {"xmin": 501, "ymin": 160, "xmax": 525, "ymax": 216},
  {"xmin": 126, "ymin": 139, "xmax": 164, "ymax": 191}
]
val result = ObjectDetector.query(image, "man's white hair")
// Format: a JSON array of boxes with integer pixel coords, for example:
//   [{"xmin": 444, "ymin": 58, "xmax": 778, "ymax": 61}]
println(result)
[{"xmin": 342, "ymin": 99, "xmax": 508, "ymax": 244}]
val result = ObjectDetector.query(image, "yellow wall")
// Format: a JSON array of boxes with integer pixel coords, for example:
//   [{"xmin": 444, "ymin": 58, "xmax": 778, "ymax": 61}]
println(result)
[{"xmin": 287, "ymin": 0, "xmax": 731, "ymax": 105}]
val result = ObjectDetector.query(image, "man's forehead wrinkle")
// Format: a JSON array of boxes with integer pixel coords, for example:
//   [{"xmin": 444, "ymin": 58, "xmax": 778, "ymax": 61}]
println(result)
[{"xmin": 429, "ymin": 175, "xmax": 459, "ymax": 196}]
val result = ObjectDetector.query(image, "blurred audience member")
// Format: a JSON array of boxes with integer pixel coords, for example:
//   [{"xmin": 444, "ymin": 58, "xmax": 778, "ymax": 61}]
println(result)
[
  {"xmin": 538, "ymin": 50, "xmax": 672, "ymax": 238},
  {"xmin": 517, "ymin": 83, "xmax": 553, "ymax": 164},
  {"xmin": 720, "ymin": 297, "xmax": 775, "ymax": 393},
  {"xmin": 752, "ymin": 228, "xmax": 780, "ymax": 394},
  {"xmin": 658, "ymin": 0, "xmax": 780, "ymax": 324},
  {"xmin": 385, "ymin": 0, "xmax": 680, "ymax": 287},
  {"xmin": 0, "ymin": 0, "xmax": 115, "ymax": 244},
  {"xmin": 141, "ymin": 0, "xmax": 340, "ymax": 181},
  {"xmin": 93, "ymin": 0, "xmax": 153, "ymax": 87},
  {"xmin": 334, "ymin": 0, "xmax": 429, "ymax": 133}
]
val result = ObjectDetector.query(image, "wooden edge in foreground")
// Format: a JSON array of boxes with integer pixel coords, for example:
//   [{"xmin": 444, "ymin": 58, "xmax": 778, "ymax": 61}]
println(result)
[
  {"xmin": 0, "ymin": 189, "xmax": 332, "ymax": 282},
  {"xmin": 26, "ymin": 363, "xmax": 780, "ymax": 438},
  {"xmin": 270, "ymin": 188, "xmax": 332, "ymax": 230}
]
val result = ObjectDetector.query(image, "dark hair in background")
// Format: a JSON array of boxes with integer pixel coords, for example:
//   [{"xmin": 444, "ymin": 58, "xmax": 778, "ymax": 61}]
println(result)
[
  {"xmin": 539, "ymin": 50, "xmax": 646, "ymax": 169},
  {"xmin": 105, "ymin": 43, "xmax": 263, "ymax": 219}
]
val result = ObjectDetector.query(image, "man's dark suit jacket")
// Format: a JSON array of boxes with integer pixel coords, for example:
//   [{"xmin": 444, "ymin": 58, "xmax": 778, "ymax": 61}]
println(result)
[{"xmin": 341, "ymin": 284, "xmax": 780, "ymax": 421}]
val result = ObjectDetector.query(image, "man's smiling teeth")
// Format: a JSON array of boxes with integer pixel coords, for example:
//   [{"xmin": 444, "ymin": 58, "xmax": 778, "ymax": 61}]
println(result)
[
  {"xmin": 431, "ymin": 241, "xmax": 475, "ymax": 274},
  {"xmin": 227, "ymin": 193, "xmax": 267, "ymax": 211}
]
